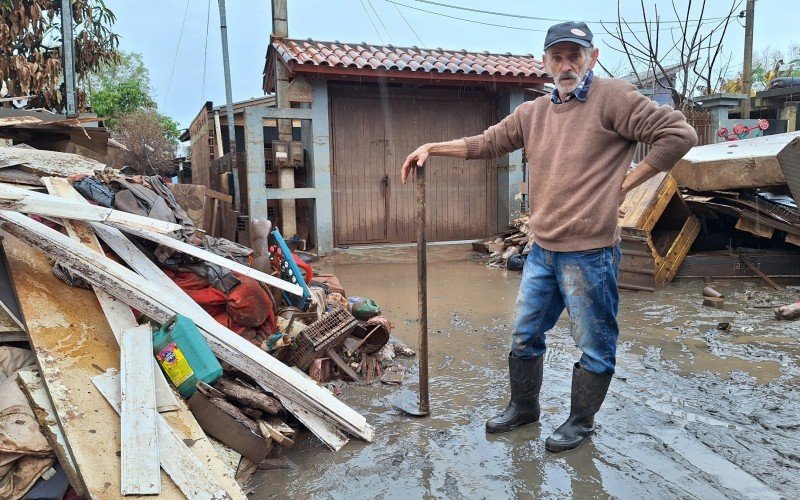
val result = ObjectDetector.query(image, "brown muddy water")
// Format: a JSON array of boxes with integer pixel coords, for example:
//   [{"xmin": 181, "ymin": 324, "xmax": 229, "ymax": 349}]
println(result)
[{"xmin": 255, "ymin": 245, "xmax": 800, "ymax": 499}]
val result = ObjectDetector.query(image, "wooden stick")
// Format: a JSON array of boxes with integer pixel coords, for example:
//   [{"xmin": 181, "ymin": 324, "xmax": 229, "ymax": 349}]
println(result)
[
  {"xmin": 92, "ymin": 372, "xmax": 233, "ymax": 500},
  {"xmin": 105, "ymin": 222, "xmax": 304, "ymax": 297},
  {"xmin": 257, "ymin": 420, "xmax": 295, "ymax": 448},
  {"xmin": 210, "ymin": 198, "xmax": 220, "ymax": 236},
  {"xmin": 215, "ymin": 378, "xmax": 282, "ymax": 415},
  {"xmin": 120, "ymin": 324, "xmax": 160, "ymax": 495},
  {"xmin": 43, "ymin": 177, "xmax": 179, "ymax": 413},
  {"xmin": 0, "ymin": 182, "xmax": 181, "ymax": 234},
  {"xmin": 327, "ymin": 349, "xmax": 364, "ymax": 383},
  {"xmin": 0, "ymin": 211, "xmax": 374, "ymax": 444},
  {"xmin": 16, "ymin": 370, "xmax": 85, "ymax": 498},
  {"xmin": 738, "ymin": 255, "xmax": 783, "ymax": 291}
]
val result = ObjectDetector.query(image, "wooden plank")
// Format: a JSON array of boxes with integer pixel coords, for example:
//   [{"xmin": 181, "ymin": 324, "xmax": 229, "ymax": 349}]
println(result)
[
  {"xmin": 1, "ymin": 229, "xmax": 245, "ymax": 500},
  {"xmin": 210, "ymin": 198, "xmax": 220, "ymax": 236},
  {"xmin": 0, "ymin": 146, "xmax": 103, "ymax": 176},
  {"xmin": 0, "ymin": 182, "xmax": 182, "ymax": 234},
  {"xmin": 206, "ymin": 189, "xmax": 233, "ymax": 203},
  {"xmin": 0, "ymin": 212, "xmax": 375, "ymax": 444},
  {"xmin": 671, "ymin": 131, "xmax": 800, "ymax": 191},
  {"xmin": 327, "ymin": 349, "xmax": 364, "ymax": 383},
  {"xmin": 92, "ymin": 372, "xmax": 234, "ymax": 500},
  {"xmin": 0, "ymin": 241, "xmax": 25, "ymax": 330},
  {"xmin": 120, "ymin": 325, "xmax": 160, "ymax": 495},
  {"xmin": 43, "ymin": 177, "xmax": 179, "ymax": 413},
  {"xmin": 15, "ymin": 370, "xmax": 85, "ymax": 498},
  {"xmin": 279, "ymin": 395, "xmax": 349, "ymax": 452},
  {"xmin": 738, "ymin": 255, "xmax": 784, "ymax": 291},
  {"xmin": 106, "ymin": 222, "xmax": 303, "ymax": 297}
]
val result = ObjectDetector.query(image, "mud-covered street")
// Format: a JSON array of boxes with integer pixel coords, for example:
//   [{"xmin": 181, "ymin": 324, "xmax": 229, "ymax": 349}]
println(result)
[{"xmin": 256, "ymin": 245, "xmax": 800, "ymax": 499}]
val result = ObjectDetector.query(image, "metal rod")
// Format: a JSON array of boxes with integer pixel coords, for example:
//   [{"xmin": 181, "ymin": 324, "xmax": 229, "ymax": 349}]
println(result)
[
  {"xmin": 218, "ymin": 0, "xmax": 239, "ymax": 211},
  {"xmin": 416, "ymin": 164, "xmax": 429, "ymax": 415},
  {"xmin": 60, "ymin": 1, "xmax": 77, "ymax": 115}
]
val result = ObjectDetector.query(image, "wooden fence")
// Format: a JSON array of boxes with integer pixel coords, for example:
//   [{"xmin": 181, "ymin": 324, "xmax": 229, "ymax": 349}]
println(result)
[{"xmin": 632, "ymin": 110, "xmax": 713, "ymax": 163}]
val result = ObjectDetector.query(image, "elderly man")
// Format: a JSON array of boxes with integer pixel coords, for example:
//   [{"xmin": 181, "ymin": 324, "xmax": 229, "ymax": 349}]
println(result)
[{"xmin": 401, "ymin": 21, "xmax": 696, "ymax": 452}]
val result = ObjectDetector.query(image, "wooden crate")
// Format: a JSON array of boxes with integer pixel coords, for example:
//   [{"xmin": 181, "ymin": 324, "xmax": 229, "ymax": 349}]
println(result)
[{"xmin": 618, "ymin": 172, "xmax": 701, "ymax": 291}]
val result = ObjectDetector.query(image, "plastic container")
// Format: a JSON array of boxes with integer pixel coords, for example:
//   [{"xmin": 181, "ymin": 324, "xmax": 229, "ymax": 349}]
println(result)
[{"xmin": 152, "ymin": 314, "xmax": 222, "ymax": 399}]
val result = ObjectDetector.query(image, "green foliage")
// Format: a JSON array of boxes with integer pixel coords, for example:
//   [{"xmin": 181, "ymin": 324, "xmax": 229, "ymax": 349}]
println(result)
[
  {"xmin": 157, "ymin": 114, "xmax": 181, "ymax": 143},
  {"xmin": 91, "ymin": 77, "xmax": 155, "ymax": 126},
  {"xmin": 88, "ymin": 50, "xmax": 178, "ymax": 144}
]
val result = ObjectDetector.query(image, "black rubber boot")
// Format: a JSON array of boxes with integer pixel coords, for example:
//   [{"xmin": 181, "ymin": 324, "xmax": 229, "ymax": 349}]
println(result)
[
  {"xmin": 485, "ymin": 353, "xmax": 543, "ymax": 433},
  {"xmin": 545, "ymin": 363, "xmax": 612, "ymax": 452}
]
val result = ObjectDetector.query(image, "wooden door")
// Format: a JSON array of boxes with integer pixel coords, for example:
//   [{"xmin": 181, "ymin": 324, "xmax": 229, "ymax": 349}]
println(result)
[
  {"xmin": 332, "ymin": 89, "xmax": 497, "ymax": 245},
  {"xmin": 331, "ymin": 97, "xmax": 389, "ymax": 244}
]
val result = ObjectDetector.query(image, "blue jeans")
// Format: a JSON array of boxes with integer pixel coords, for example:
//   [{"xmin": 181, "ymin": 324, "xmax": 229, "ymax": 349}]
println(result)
[{"xmin": 512, "ymin": 243, "xmax": 622, "ymax": 375}]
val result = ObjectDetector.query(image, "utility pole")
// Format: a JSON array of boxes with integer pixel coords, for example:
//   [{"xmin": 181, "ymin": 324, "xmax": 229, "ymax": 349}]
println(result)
[
  {"xmin": 741, "ymin": 0, "xmax": 755, "ymax": 119},
  {"xmin": 272, "ymin": 0, "xmax": 297, "ymax": 238},
  {"xmin": 218, "ymin": 0, "xmax": 240, "ymax": 210},
  {"xmin": 60, "ymin": 0, "xmax": 77, "ymax": 115}
]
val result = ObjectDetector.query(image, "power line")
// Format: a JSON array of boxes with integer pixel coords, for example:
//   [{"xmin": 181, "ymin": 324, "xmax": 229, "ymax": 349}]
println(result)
[
  {"xmin": 388, "ymin": 1, "xmax": 728, "ymax": 36},
  {"xmin": 404, "ymin": 0, "xmax": 735, "ymax": 25},
  {"xmin": 359, "ymin": 0, "xmax": 386, "ymax": 43},
  {"xmin": 392, "ymin": 2, "xmax": 425, "ymax": 46},
  {"xmin": 387, "ymin": 1, "xmax": 547, "ymax": 32},
  {"xmin": 201, "ymin": 0, "xmax": 211, "ymax": 101},
  {"xmin": 367, "ymin": 0, "xmax": 395, "ymax": 44},
  {"xmin": 163, "ymin": 0, "xmax": 191, "ymax": 108}
]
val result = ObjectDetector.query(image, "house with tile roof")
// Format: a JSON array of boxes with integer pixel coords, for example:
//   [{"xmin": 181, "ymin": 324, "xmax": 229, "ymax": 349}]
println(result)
[{"xmin": 187, "ymin": 38, "xmax": 551, "ymax": 253}]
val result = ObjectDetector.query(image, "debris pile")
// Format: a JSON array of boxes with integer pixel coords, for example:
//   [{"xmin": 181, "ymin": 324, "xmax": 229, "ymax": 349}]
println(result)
[
  {"xmin": 472, "ymin": 214, "xmax": 531, "ymax": 270},
  {"xmin": 0, "ymin": 142, "xmax": 412, "ymax": 497},
  {"xmin": 472, "ymin": 131, "xmax": 800, "ymax": 317}
]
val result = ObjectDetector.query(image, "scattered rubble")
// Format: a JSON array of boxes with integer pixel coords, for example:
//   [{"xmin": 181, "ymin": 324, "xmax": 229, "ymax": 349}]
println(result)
[{"xmin": 0, "ymin": 142, "xmax": 415, "ymax": 497}]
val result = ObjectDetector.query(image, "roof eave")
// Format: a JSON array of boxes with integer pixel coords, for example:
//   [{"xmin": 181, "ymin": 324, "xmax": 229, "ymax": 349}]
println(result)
[{"xmin": 285, "ymin": 62, "xmax": 551, "ymax": 87}]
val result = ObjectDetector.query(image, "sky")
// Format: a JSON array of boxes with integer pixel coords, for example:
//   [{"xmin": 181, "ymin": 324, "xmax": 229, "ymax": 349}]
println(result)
[{"xmin": 104, "ymin": 0, "xmax": 794, "ymax": 131}]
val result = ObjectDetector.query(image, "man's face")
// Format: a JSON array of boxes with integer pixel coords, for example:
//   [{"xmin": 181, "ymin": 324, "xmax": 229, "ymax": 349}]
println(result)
[{"xmin": 543, "ymin": 42, "xmax": 599, "ymax": 96}]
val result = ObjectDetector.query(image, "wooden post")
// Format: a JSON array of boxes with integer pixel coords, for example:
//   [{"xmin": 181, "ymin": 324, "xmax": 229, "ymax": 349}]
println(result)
[
  {"xmin": 272, "ymin": 0, "xmax": 297, "ymax": 237},
  {"xmin": 416, "ymin": 165, "xmax": 429, "ymax": 415}
]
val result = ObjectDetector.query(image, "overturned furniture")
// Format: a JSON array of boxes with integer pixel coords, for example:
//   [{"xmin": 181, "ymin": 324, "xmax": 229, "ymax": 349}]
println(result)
[
  {"xmin": 618, "ymin": 172, "xmax": 700, "ymax": 291},
  {"xmin": 670, "ymin": 131, "xmax": 800, "ymax": 192}
]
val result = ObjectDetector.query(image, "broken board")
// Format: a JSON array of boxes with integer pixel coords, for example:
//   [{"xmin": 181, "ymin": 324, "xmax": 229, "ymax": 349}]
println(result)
[
  {"xmin": 1, "ymin": 230, "xmax": 245, "ymax": 499},
  {"xmin": 671, "ymin": 131, "xmax": 800, "ymax": 191},
  {"xmin": 0, "ymin": 146, "xmax": 104, "ymax": 177},
  {"xmin": 619, "ymin": 172, "xmax": 700, "ymax": 291}
]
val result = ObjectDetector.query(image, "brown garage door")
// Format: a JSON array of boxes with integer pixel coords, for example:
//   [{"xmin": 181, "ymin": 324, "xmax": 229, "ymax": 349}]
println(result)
[{"xmin": 331, "ymin": 86, "xmax": 497, "ymax": 245}]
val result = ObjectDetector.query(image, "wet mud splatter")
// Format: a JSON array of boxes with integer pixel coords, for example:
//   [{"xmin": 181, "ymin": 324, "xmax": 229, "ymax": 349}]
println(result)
[{"xmin": 256, "ymin": 245, "xmax": 799, "ymax": 499}]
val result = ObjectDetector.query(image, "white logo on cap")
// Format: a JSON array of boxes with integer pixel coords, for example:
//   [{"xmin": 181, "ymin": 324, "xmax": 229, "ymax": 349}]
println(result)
[{"xmin": 571, "ymin": 28, "xmax": 587, "ymax": 37}]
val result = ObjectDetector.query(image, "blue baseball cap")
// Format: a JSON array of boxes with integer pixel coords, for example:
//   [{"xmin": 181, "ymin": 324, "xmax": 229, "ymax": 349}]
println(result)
[{"xmin": 544, "ymin": 22, "xmax": 593, "ymax": 51}]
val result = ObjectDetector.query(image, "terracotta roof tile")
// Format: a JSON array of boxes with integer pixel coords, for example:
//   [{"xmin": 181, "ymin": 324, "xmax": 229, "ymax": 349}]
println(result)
[{"xmin": 271, "ymin": 38, "xmax": 546, "ymax": 78}]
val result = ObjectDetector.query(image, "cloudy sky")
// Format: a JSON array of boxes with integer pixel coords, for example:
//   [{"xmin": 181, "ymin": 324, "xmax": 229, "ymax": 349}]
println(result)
[{"xmin": 105, "ymin": 0, "xmax": 792, "ymax": 129}]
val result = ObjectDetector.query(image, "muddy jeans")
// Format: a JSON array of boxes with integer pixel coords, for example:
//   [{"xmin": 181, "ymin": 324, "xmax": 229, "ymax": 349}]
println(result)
[{"xmin": 512, "ymin": 242, "xmax": 622, "ymax": 375}]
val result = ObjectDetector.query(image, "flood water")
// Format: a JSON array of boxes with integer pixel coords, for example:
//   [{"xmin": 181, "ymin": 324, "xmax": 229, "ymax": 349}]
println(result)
[{"xmin": 255, "ymin": 245, "xmax": 800, "ymax": 499}]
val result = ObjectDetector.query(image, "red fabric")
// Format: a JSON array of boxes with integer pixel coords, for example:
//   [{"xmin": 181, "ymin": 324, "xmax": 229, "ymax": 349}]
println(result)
[
  {"xmin": 294, "ymin": 254, "xmax": 313, "ymax": 283},
  {"xmin": 270, "ymin": 249, "xmax": 313, "ymax": 283},
  {"xmin": 165, "ymin": 269, "xmax": 276, "ymax": 345}
]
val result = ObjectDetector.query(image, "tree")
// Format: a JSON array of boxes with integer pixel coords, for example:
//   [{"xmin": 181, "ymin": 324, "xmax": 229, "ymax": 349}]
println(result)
[
  {"xmin": 0, "ymin": 0, "xmax": 119, "ymax": 111},
  {"xmin": 722, "ymin": 44, "xmax": 800, "ymax": 93},
  {"xmin": 112, "ymin": 109, "xmax": 178, "ymax": 176},
  {"xmin": 87, "ymin": 51, "xmax": 180, "ymax": 173},
  {"xmin": 602, "ymin": 0, "xmax": 740, "ymax": 110}
]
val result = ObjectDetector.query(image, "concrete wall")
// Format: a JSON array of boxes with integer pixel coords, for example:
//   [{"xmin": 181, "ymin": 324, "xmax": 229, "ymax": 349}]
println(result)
[{"xmin": 496, "ymin": 89, "xmax": 526, "ymax": 231}]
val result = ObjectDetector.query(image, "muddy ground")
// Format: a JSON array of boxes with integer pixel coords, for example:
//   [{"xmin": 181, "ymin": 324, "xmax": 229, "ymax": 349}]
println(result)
[{"xmin": 255, "ymin": 245, "xmax": 800, "ymax": 499}]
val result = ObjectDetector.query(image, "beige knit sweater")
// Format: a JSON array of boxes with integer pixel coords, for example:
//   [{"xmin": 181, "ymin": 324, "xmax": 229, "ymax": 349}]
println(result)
[{"xmin": 464, "ymin": 77, "xmax": 697, "ymax": 252}]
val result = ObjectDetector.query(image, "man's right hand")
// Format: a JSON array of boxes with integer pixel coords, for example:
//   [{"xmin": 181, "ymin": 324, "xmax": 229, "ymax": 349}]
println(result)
[{"xmin": 401, "ymin": 144, "xmax": 430, "ymax": 184}]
